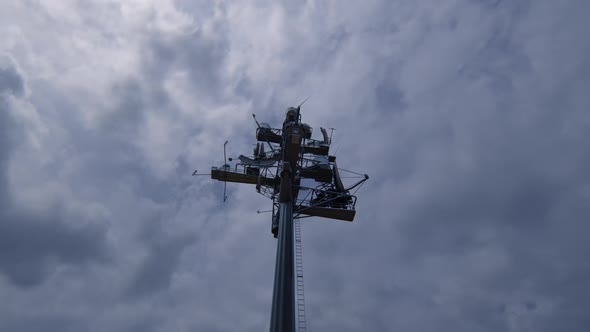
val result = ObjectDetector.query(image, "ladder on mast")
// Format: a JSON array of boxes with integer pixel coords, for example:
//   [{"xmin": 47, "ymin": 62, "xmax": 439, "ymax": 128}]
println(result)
[{"xmin": 294, "ymin": 218, "xmax": 307, "ymax": 331}]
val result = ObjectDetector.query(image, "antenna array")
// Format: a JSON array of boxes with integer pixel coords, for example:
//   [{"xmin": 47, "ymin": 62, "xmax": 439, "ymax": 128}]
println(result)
[{"xmin": 208, "ymin": 106, "xmax": 368, "ymax": 332}]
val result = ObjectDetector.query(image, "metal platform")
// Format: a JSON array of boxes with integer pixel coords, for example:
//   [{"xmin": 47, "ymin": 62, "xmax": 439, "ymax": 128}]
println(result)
[
  {"xmin": 211, "ymin": 167, "xmax": 277, "ymax": 187},
  {"xmin": 297, "ymin": 206, "xmax": 356, "ymax": 221}
]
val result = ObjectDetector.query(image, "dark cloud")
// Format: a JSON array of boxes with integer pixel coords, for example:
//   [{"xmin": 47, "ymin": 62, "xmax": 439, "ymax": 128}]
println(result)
[
  {"xmin": 126, "ymin": 229, "xmax": 196, "ymax": 298},
  {"xmin": 142, "ymin": 28, "xmax": 229, "ymax": 103},
  {"xmin": 0, "ymin": 56, "xmax": 25, "ymax": 97},
  {"xmin": 0, "ymin": 57, "xmax": 28, "ymax": 199},
  {"xmin": 0, "ymin": 314, "xmax": 80, "ymax": 332},
  {"xmin": 0, "ymin": 213, "xmax": 108, "ymax": 287},
  {"xmin": 0, "ymin": 58, "xmax": 109, "ymax": 288}
]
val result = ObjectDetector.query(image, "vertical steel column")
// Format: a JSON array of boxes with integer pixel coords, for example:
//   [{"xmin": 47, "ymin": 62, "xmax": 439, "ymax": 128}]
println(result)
[{"xmin": 270, "ymin": 163, "xmax": 295, "ymax": 332}]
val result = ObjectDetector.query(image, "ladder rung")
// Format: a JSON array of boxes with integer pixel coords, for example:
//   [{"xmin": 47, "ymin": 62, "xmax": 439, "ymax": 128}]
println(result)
[{"xmin": 295, "ymin": 219, "xmax": 306, "ymax": 331}]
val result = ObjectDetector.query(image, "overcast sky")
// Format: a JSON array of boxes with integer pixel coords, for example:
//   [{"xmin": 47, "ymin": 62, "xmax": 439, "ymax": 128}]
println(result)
[{"xmin": 1, "ymin": 1, "xmax": 589, "ymax": 331}]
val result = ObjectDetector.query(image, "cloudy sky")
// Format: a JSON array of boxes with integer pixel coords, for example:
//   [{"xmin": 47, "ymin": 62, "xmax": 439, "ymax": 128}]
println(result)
[{"xmin": 1, "ymin": 1, "xmax": 589, "ymax": 331}]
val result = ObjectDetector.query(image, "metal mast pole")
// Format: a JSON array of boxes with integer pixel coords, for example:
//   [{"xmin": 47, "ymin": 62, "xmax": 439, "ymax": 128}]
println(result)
[
  {"xmin": 270, "ymin": 108, "xmax": 303, "ymax": 332},
  {"xmin": 270, "ymin": 162, "xmax": 295, "ymax": 332}
]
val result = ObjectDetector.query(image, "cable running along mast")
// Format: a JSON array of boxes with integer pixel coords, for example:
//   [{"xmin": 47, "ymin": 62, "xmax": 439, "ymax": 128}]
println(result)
[{"xmin": 208, "ymin": 106, "xmax": 368, "ymax": 332}]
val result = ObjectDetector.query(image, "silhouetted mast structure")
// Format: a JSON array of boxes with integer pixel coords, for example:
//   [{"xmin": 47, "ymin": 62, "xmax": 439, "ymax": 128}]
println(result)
[{"xmin": 209, "ymin": 106, "xmax": 368, "ymax": 332}]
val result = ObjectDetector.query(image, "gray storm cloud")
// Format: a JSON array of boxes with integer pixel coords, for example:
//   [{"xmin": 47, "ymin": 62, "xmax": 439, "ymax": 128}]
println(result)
[
  {"xmin": 0, "ymin": 56, "xmax": 109, "ymax": 288},
  {"xmin": 0, "ymin": 1, "xmax": 589, "ymax": 331}
]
